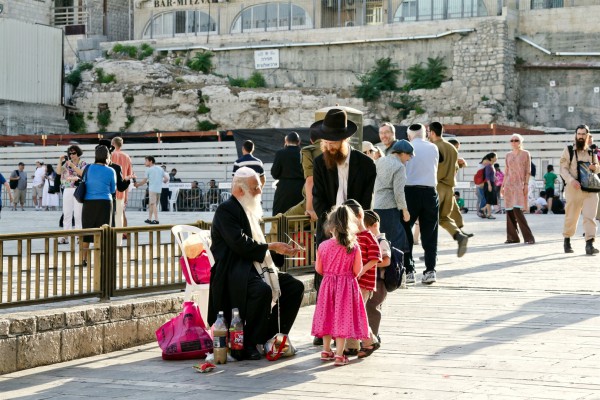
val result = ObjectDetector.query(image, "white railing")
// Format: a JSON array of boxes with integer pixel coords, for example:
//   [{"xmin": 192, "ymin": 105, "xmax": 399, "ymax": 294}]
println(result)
[{"xmin": 51, "ymin": 6, "xmax": 88, "ymax": 27}]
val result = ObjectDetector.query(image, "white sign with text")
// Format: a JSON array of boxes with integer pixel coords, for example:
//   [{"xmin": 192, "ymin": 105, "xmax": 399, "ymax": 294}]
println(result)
[{"xmin": 254, "ymin": 49, "xmax": 279, "ymax": 70}]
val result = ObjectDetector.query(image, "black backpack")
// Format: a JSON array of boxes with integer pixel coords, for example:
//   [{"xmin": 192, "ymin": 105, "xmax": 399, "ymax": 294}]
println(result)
[
  {"xmin": 378, "ymin": 238, "xmax": 405, "ymax": 293},
  {"xmin": 9, "ymin": 170, "xmax": 18, "ymax": 190}
]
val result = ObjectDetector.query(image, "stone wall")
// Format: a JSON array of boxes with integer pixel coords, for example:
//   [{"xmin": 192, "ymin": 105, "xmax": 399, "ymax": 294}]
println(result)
[
  {"xmin": 0, "ymin": 0, "xmax": 51, "ymax": 24},
  {"xmin": 0, "ymin": 102, "xmax": 69, "ymax": 136}
]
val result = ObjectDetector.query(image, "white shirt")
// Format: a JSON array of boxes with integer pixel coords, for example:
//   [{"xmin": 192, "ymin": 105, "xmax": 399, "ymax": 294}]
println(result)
[
  {"xmin": 162, "ymin": 172, "xmax": 170, "ymax": 189},
  {"xmin": 33, "ymin": 166, "xmax": 46, "ymax": 186},
  {"xmin": 335, "ymin": 143, "xmax": 351, "ymax": 205}
]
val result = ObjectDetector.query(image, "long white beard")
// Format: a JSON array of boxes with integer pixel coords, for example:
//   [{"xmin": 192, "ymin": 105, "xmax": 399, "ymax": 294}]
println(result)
[{"xmin": 238, "ymin": 191, "xmax": 263, "ymax": 221}]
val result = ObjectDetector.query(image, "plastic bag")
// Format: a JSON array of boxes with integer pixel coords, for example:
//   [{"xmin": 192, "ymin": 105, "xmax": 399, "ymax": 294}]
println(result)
[
  {"xmin": 182, "ymin": 234, "xmax": 206, "ymax": 259},
  {"xmin": 180, "ymin": 252, "xmax": 211, "ymax": 284},
  {"xmin": 156, "ymin": 301, "xmax": 213, "ymax": 360}
]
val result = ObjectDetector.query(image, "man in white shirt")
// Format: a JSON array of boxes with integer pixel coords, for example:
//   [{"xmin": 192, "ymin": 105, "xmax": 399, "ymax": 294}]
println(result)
[{"xmin": 31, "ymin": 160, "xmax": 46, "ymax": 211}]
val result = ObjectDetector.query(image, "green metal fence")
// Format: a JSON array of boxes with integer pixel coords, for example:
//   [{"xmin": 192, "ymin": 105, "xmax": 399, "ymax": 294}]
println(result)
[{"xmin": 0, "ymin": 215, "xmax": 316, "ymax": 308}]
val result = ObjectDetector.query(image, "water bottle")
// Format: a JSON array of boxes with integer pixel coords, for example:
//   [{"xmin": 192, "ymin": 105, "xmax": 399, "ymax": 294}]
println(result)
[
  {"xmin": 229, "ymin": 308, "xmax": 244, "ymax": 361},
  {"xmin": 212, "ymin": 311, "xmax": 228, "ymax": 364}
]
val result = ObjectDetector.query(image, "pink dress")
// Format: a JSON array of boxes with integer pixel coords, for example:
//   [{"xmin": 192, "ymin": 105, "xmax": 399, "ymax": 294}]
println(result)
[
  {"xmin": 311, "ymin": 239, "xmax": 369, "ymax": 340},
  {"xmin": 503, "ymin": 150, "xmax": 531, "ymax": 209}
]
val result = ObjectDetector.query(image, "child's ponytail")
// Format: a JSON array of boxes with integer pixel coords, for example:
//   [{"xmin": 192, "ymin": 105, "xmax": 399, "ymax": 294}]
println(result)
[{"xmin": 325, "ymin": 205, "xmax": 358, "ymax": 253}]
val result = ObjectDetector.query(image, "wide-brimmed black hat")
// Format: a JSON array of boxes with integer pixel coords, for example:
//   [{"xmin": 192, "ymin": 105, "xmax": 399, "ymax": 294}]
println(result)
[
  {"xmin": 97, "ymin": 139, "xmax": 115, "ymax": 153},
  {"xmin": 310, "ymin": 108, "xmax": 357, "ymax": 141}
]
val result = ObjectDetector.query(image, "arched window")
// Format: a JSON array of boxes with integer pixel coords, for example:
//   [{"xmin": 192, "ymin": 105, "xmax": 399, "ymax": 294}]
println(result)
[
  {"xmin": 143, "ymin": 11, "xmax": 217, "ymax": 38},
  {"xmin": 394, "ymin": 0, "xmax": 488, "ymax": 22},
  {"xmin": 230, "ymin": 2, "xmax": 312, "ymax": 33}
]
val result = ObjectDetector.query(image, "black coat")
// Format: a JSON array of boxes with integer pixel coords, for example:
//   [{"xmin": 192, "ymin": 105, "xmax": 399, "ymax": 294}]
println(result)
[
  {"xmin": 313, "ymin": 148, "xmax": 377, "ymax": 244},
  {"xmin": 271, "ymin": 145, "xmax": 304, "ymax": 215},
  {"xmin": 208, "ymin": 196, "xmax": 283, "ymax": 325}
]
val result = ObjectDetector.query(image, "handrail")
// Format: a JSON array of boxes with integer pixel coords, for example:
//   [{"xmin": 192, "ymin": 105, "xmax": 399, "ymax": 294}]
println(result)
[{"xmin": 0, "ymin": 215, "xmax": 316, "ymax": 308}]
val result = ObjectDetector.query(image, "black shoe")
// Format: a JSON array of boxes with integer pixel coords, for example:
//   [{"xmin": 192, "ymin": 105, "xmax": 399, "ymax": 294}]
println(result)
[
  {"xmin": 144, "ymin": 219, "xmax": 152, "ymax": 224},
  {"xmin": 462, "ymin": 231, "xmax": 474, "ymax": 238},
  {"xmin": 564, "ymin": 238, "xmax": 574, "ymax": 253},
  {"xmin": 343, "ymin": 348, "xmax": 358, "ymax": 356},
  {"xmin": 243, "ymin": 346, "xmax": 261, "ymax": 360},
  {"xmin": 454, "ymin": 232, "xmax": 469, "ymax": 258},
  {"xmin": 312, "ymin": 336, "xmax": 323, "ymax": 346},
  {"xmin": 585, "ymin": 239, "xmax": 599, "ymax": 255}
]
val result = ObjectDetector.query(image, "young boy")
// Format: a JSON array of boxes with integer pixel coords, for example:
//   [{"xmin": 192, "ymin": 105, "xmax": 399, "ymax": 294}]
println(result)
[
  {"xmin": 454, "ymin": 191, "xmax": 469, "ymax": 213},
  {"xmin": 543, "ymin": 165, "xmax": 558, "ymax": 213},
  {"xmin": 342, "ymin": 199, "xmax": 381, "ymax": 358},
  {"xmin": 363, "ymin": 210, "xmax": 391, "ymax": 345}
]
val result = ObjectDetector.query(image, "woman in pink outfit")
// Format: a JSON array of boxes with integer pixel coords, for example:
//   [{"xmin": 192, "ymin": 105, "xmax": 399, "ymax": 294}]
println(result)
[
  {"xmin": 501, "ymin": 134, "xmax": 535, "ymax": 244},
  {"xmin": 311, "ymin": 205, "xmax": 369, "ymax": 366}
]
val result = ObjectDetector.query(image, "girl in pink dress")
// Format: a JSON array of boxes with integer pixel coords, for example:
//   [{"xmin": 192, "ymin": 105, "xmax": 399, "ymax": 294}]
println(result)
[{"xmin": 311, "ymin": 205, "xmax": 369, "ymax": 366}]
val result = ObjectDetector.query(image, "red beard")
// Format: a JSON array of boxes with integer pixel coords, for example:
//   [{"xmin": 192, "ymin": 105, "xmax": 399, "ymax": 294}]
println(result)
[{"xmin": 322, "ymin": 146, "xmax": 348, "ymax": 170}]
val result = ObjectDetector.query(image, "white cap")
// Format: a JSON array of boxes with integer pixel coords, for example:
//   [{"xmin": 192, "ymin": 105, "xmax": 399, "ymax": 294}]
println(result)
[{"xmin": 234, "ymin": 166, "xmax": 258, "ymax": 178}]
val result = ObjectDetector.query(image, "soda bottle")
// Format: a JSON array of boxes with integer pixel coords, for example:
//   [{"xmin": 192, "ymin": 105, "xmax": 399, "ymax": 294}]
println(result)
[
  {"xmin": 212, "ymin": 311, "xmax": 228, "ymax": 364},
  {"xmin": 229, "ymin": 308, "xmax": 244, "ymax": 361}
]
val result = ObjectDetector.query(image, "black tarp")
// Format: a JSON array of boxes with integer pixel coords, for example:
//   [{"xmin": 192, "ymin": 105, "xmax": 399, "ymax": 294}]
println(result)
[{"xmin": 231, "ymin": 125, "xmax": 408, "ymax": 163}]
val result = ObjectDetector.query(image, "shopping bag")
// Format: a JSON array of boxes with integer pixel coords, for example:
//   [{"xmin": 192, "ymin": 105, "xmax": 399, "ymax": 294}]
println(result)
[{"xmin": 156, "ymin": 301, "xmax": 213, "ymax": 360}]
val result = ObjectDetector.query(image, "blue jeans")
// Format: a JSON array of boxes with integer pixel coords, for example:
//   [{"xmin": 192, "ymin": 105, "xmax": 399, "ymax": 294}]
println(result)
[{"xmin": 374, "ymin": 208, "xmax": 409, "ymax": 252}]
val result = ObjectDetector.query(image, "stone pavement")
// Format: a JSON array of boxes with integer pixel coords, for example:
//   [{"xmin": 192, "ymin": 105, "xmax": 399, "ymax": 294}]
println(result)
[{"xmin": 1, "ymin": 212, "xmax": 599, "ymax": 399}]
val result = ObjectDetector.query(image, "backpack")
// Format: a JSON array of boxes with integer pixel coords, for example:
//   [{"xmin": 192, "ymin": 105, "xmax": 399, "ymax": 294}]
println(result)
[
  {"xmin": 9, "ymin": 170, "xmax": 19, "ymax": 190},
  {"xmin": 378, "ymin": 238, "xmax": 405, "ymax": 293},
  {"xmin": 560, "ymin": 145, "xmax": 595, "ymax": 192},
  {"xmin": 473, "ymin": 168, "xmax": 485, "ymax": 186}
]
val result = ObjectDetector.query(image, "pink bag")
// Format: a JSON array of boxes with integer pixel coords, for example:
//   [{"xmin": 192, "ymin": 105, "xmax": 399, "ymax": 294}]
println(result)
[
  {"xmin": 156, "ymin": 301, "xmax": 213, "ymax": 360},
  {"xmin": 180, "ymin": 252, "xmax": 211, "ymax": 284}
]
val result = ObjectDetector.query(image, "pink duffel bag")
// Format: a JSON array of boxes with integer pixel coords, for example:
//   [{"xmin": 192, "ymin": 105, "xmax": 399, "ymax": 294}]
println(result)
[
  {"xmin": 180, "ymin": 252, "xmax": 211, "ymax": 284},
  {"xmin": 156, "ymin": 301, "xmax": 213, "ymax": 360}
]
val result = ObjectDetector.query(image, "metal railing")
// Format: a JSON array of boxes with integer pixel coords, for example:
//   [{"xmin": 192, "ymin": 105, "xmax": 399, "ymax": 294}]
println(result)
[
  {"xmin": 0, "ymin": 215, "xmax": 316, "ymax": 308},
  {"xmin": 51, "ymin": 5, "xmax": 88, "ymax": 27}
]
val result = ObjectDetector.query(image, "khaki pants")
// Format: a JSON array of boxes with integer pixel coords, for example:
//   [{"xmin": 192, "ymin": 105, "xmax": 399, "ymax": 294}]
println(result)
[
  {"xmin": 437, "ymin": 183, "xmax": 460, "ymax": 237},
  {"xmin": 450, "ymin": 196, "xmax": 464, "ymax": 228},
  {"xmin": 563, "ymin": 184, "xmax": 598, "ymax": 240},
  {"xmin": 115, "ymin": 198, "xmax": 125, "ymax": 246}
]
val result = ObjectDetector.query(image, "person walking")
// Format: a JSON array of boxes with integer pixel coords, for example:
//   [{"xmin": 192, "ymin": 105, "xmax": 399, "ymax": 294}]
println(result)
[
  {"xmin": 31, "ymin": 160, "xmax": 46, "ymax": 211},
  {"xmin": 111, "ymin": 137, "xmax": 133, "ymax": 241},
  {"xmin": 134, "ymin": 156, "xmax": 168, "ymax": 224},
  {"xmin": 56, "ymin": 146, "xmax": 87, "ymax": 244},
  {"xmin": 404, "ymin": 124, "xmax": 440, "ymax": 284},
  {"xmin": 81, "ymin": 145, "xmax": 116, "ymax": 267},
  {"xmin": 501, "ymin": 134, "xmax": 535, "ymax": 244},
  {"xmin": 42, "ymin": 164, "xmax": 59, "ymax": 211},
  {"xmin": 560, "ymin": 125, "xmax": 599, "ymax": 254},
  {"xmin": 429, "ymin": 121, "xmax": 469, "ymax": 257},
  {"xmin": 482, "ymin": 153, "xmax": 498, "ymax": 219},
  {"xmin": 9, "ymin": 162, "xmax": 27, "ymax": 211},
  {"xmin": 311, "ymin": 205, "xmax": 369, "ymax": 367},
  {"xmin": 271, "ymin": 132, "xmax": 304, "ymax": 215}
]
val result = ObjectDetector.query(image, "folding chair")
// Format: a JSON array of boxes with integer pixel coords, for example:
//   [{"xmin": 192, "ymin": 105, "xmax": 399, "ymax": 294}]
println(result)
[{"xmin": 171, "ymin": 225, "xmax": 213, "ymax": 320}]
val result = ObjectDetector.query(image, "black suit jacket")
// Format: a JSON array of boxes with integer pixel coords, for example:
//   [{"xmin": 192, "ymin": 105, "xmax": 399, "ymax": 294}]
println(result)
[
  {"xmin": 312, "ymin": 148, "xmax": 377, "ymax": 244},
  {"xmin": 208, "ymin": 196, "xmax": 283, "ymax": 325}
]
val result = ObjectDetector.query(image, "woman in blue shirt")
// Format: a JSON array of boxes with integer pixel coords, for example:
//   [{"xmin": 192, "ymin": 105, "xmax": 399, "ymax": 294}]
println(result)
[{"xmin": 81, "ymin": 145, "xmax": 116, "ymax": 266}]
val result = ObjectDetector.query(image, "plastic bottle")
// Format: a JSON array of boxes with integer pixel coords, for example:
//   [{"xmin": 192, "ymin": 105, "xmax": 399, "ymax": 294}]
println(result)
[
  {"xmin": 229, "ymin": 308, "xmax": 244, "ymax": 361},
  {"xmin": 212, "ymin": 311, "xmax": 228, "ymax": 364}
]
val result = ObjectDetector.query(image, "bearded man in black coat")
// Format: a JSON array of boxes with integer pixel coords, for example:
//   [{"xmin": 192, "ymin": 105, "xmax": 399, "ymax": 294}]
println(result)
[{"xmin": 208, "ymin": 167, "xmax": 304, "ymax": 360}]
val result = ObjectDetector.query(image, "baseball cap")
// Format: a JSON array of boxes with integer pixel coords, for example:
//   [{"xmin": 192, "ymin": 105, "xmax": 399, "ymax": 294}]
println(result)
[
  {"xmin": 391, "ymin": 139, "xmax": 415, "ymax": 156},
  {"xmin": 362, "ymin": 141, "xmax": 376, "ymax": 153}
]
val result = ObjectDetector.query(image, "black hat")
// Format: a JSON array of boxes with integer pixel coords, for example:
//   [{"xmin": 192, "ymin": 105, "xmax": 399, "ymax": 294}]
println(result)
[
  {"xmin": 98, "ymin": 139, "xmax": 115, "ymax": 153},
  {"xmin": 310, "ymin": 108, "xmax": 357, "ymax": 141}
]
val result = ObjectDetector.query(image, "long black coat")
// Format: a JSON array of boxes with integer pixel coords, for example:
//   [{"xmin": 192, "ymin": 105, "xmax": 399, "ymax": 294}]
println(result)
[
  {"xmin": 271, "ymin": 145, "xmax": 304, "ymax": 215},
  {"xmin": 208, "ymin": 196, "xmax": 283, "ymax": 326},
  {"xmin": 313, "ymin": 148, "xmax": 377, "ymax": 244}
]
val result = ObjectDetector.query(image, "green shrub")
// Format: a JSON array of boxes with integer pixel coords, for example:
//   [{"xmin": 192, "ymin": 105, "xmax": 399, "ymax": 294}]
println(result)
[
  {"xmin": 174, "ymin": 58, "xmax": 182, "ymax": 66},
  {"xmin": 87, "ymin": 112, "xmax": 94, "ymax": 120},
  {"xmin": 79, "ymin": 62, "xmax": 93, "ymax": 71},
  {"xmin": 124, "ymin": 95, "xmax": 134, "ymax": 105},
  {"xmin": 197, "ymin": 104, "xmax": 211, "ymax": 114},
  {"xmin": 124, "ymin": 115, "xmax": 135, "ymax": 130},
  {"xmin": 175, "ymin": 77, "xmax": 184, "ymax": 83},
  {"xmin": 65, "ymin": 69, "xmax": 82, "ymax": 87},
  {"xmin": 228, "ymin": 76, "xmax": 246, "ymax": 87},
  {"xmin": 390, "ymin": 93, "xmax": 423, "ymax": 119},
  {"xmin": 186, "ymin": 51, "xmax": 214, "ymax": 74},
  {"xmin": 404, "ymin": 56, "xmax": 447, "ymax": 91},
  {"xmin": 67, "ymin": 112, "xmax": 86, "ymax": 133},
  {"xmin": 95, "ymin": 68, "xmax": 116, "ymax": 84},
  {"xmin": 139, "ymin": 43, "xmax": 154, "ymax": 59},
  {"xmin": 355, "ymin": 58, "xmax": 401, "ymax": 101},
  {"xmin": 481, "ymin": 96, "xmax": 489, "ymax": 102},
  {"xmin": 97, "ymin": 109, "xmax": 112, "ymax": 132},
  {"xmin": 228, "ymin": 72, "xmax": 267, "ymax": 88},
  {"xmin": 197, "ymin": 120, "xmax": 218, "ymax": 131}
]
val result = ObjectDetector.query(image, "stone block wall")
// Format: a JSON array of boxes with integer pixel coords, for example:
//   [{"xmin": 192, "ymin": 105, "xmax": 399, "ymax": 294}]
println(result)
[
  {"xmin": 1, "ymin": 0, "xmax": 51, "ymax": 25},
  {"xmin": 0, "ymin": 275, "xmax": 315, "ymax": 374}
]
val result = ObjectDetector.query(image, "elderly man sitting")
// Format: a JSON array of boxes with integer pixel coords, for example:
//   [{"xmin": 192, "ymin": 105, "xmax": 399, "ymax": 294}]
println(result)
[{"xmin": 208, "ymin": 167, "xmax": 305, "ymax": 360}]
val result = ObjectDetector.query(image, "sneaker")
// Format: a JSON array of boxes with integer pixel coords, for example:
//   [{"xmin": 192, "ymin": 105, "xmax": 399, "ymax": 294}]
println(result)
[
  {"xmin": 144, "ymin": 219, "xmax": 152, "ymax": 224},
  {"xmin": 406, "ymin": 272, "xmax": 416, "ymax": 284},
  {"xmin": 422, "ymin": 271, "xmax": 437, "ymax": 284},
  {"xmin": 151, "ymin": 220, "xmax": 159, "ymax": 224}
]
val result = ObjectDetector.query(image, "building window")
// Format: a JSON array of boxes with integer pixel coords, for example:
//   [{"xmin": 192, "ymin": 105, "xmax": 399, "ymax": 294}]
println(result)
[
  {"xmin": 530, "ymin": 0, "xmax": 563, "ymax": 9},
  {"xmin": 230, "ymin": 2, "xmax": 312, "ymax": 33},
  {"xmin": 394, "ymin": 0, "xmax": 488, "ymax": 21},
  {"xmin": 143, "ymin": 11, "xmax": 217, "ymax": 38}
]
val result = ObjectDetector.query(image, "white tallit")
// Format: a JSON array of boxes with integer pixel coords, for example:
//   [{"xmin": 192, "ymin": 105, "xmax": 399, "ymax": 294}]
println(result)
[{"xmin": 246, "ymin": 211, "xmax": 281, "ymax": 306}]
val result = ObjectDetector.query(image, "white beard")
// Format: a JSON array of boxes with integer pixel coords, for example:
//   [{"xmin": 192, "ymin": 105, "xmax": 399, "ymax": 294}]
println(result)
[{"xmin": 238, "ymin": 191, "xmax": 263, "ymax": 222}]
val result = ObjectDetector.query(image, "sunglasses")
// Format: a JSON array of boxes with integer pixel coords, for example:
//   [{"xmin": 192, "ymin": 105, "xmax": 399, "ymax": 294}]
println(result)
[
  {"xmin": 510, "ymin": 140, "xmax": 520, "ymax": 143},
  {"xmin": 69, "ymin": 151, "xmax": 77, "ymax": 155}
]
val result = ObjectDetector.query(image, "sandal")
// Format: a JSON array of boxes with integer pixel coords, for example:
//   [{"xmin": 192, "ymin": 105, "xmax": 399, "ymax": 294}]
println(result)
[
  {"xmin": 357, "ymin": 342, "xmax": 381, "ymax": 359},
  {"xmin": 343, "ymin": 348, "xmax": 358, "ymax": 356},
  {"xmin": 334, "ymin": 355, "xmax": 349, "ymax": 366},
  {"xmin": 320, "ymin": 351, "xmax": 335, "ymax": 361}
]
